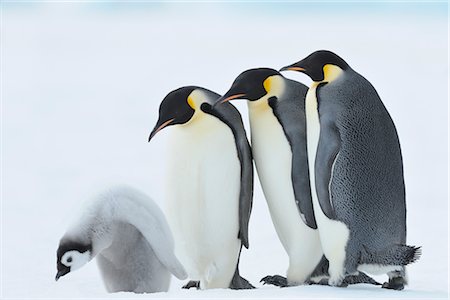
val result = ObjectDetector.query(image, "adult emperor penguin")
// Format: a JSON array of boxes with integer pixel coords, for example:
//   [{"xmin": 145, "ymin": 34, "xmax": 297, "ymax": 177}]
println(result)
[
  {"xmin": 56, "ymin": 186, "xmax": 187, "ymax": 293},
  {"xmin": 281, "ymin": 50, "xmax": 421, "ymax": 290},
  {"xmin": 148, "ymin": 86, "xmax": 254, "ymax": 290},
  {"xmin": 215, "ymin": 68, "xmax": 323, "ymax": 286}
]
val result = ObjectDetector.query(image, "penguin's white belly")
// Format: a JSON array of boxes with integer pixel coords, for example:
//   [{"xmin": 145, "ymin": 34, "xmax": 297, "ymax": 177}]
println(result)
[
  {"xmin": 165, "ymin": 114, "xmax": 240, "ymax": 288},
  {"xmin": 249, "ymin": 105, "xmax": 322, "ymax": 283},
  {"xmin": 306, "ymin": 85, "xmax": 350, "ymax": 284}
]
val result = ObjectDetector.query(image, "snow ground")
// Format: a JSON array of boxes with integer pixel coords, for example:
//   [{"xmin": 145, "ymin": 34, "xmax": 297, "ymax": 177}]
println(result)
[{"xmin": 1, "ymin": 2, "xmax": 448, "ymax": 299}]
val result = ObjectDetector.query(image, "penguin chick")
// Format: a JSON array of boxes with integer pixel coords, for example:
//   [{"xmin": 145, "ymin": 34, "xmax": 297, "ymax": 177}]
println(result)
[
  {"xmin": 215, "ymin": 68, "xmax": 379, "ymax": 288},
  {"xmin": 281, "ymin": 50, "xmax": 421, "ymax": 290},
  {"xmin": 148, "ymin": 86, "xmax": 254, "ymax": 290},
  {"xmin": 56, "ymin": 186, "xmax": 187, "ymax": 293}
]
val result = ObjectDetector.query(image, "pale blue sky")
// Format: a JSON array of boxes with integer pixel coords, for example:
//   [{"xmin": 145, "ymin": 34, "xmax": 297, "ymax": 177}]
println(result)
[{"xmin": 2, "ymin": 1, "xmax": 447, "ymax": 18}]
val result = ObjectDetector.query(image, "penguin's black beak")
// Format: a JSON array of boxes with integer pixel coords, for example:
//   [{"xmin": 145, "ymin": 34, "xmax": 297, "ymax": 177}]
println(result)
[
  {"xmin": 148, "ymin": 118, "xmax": 174, "ymax": 142},
  {"xmin": 55, "ymin": 267, "xmax": 70, "ymax": 281}
]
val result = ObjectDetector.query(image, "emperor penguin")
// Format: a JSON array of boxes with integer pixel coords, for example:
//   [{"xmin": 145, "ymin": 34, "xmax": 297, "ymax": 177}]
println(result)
[
  {"xmin": 148, "ymin": 86, "xmax": 254, "ymax": 290},
  {"xmin": 55, "ymin": 186, "xmax": 187, "ymax": 293},
  {"xmin": 281, "ymin": 50, "xmax": 421, "ymax": 290},
  {"xmin": 214, "ymin": 68, "xmax": 322, "ymax": 286}
]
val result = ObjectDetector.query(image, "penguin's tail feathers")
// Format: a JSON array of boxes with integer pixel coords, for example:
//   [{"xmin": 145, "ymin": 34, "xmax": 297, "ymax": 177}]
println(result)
[{"xmin": 360, "ymin": 244, "xmax": 422, "ymax": 266}]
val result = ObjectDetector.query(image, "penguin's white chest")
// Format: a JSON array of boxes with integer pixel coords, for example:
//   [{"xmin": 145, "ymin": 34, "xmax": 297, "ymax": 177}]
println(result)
[
  {"xmin": 164, "ymin": 113, "xmax": 240, "ymax": 283},
  {"xmin": 248, "ymin": 103, "xmax": 322, "ymax": 283}
]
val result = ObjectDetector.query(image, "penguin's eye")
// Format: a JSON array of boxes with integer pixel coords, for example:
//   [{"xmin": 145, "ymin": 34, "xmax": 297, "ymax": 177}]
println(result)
[{"xmin": 67, "ymin": 257, "xmax": 72, "ymax": 263}]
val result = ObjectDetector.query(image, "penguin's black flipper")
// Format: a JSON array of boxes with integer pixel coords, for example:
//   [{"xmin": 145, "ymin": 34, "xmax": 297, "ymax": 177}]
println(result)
[
  {"xmin": 182, "ymin": 281, "xmax": 200, "ymax": 289},
  {"xmin": 267, "ymin": 82, "xmax": 317, "ymax": 230},
  {"xmin": 260, "ymin": 275, "xmax": 288, "ymax": 287},
  {"xmin": 229, "ymin": 266, "xmax": 255, "ymax": 289},
  {"xmin": 313, "ymin": 97, "xmax": 341, "ymax": 220}
]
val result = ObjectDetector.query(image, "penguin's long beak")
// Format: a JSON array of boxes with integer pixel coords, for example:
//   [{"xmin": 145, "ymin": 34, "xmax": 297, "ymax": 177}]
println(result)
[
  {"xmin": 55, "ymin": 267, "xmax": 70, "ymax": 281},
  {"xmin": 279, "ymin": 64, "xmax": 306, "ymax": 73},
  {"xmin": 148, "ymin": 118, "xmax": 174, "ymax": 142},
  {"xmin": 214, "ymin": 93, "xmax": 246, "ymax": 107}
]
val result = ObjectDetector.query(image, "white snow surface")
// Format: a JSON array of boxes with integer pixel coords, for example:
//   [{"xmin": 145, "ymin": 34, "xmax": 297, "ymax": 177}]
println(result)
[{"xmin": 1, "ymin": 2, "xmax": 448, "ymax": 299}]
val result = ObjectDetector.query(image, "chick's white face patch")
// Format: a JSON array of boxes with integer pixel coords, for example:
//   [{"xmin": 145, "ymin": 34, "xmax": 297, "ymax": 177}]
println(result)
[{"xmin": 61, "ymin": 250, "xmax": 91, "ymax": 271}]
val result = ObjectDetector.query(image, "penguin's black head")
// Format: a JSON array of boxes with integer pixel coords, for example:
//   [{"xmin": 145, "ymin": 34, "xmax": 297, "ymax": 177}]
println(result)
[
  {"xmin": 280, "ymin": 50, "xmax": 349, "ymax": 82},
  {"xmin": 148, "ymin": 86, "xmax": 199, "ymax": 141},
  {"xmin": 215, "ymin": 68, "xmax": 281, "ymax": 105},
  {"xmin": 55, "ymin": 239, "xmax": 92, "ymax": 281}
]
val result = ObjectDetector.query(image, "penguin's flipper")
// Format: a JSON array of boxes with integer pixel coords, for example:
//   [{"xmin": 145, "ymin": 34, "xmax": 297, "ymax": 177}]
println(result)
[
  {"xmin": 315, "ymin": 116, "xmax": 341, "ymax": 219},
  {"xmin": 114, "ymin": 191, "xmax": 188, "ymax": 280},
  {"xmin": 290, "ymin": 138, "xmax": 317, "ymax": 229},
  {"xmin": 202, "ymin": 101, "xmax": 254, "ymax": 249},
  {"xmin": 182, "ymin": 281, "xmax": 200, "ymax": 289},
  {"xmin": 260, "ymin": 275, "xmax": 288, "ymax": 287},
  {"xmin": 267, "ymin": 90, "xmax": 317, "ymax": 229}
]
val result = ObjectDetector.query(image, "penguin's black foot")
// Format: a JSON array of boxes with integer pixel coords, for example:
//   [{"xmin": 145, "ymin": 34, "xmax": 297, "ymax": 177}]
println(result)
[
  {"xmin": 182, "ymin": 280, "xmax": 200, "ymax": 289},
  {"xmin": 230, "ymin": 275, "xmax": 255, "ymax": 289},
  {"xmin": 343, "ymin": 272, "xmax": 381, "ymax": 286},
  {"xmin": 260, "ymin": 275, "xmax": 288, "ymax": 287},
  {"xmin": 382, "ymin": 276, "xmax": 405, "ymax": 291}
]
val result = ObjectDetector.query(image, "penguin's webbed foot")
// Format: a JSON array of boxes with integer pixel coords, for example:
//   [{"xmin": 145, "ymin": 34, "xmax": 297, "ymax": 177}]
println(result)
[
  {"xmin": 260, "ymin": 275, "xmax": 288, "ymax": 287},
  {"xmin": 382, "ymin": 276, "xmax": 405, "ymax": 291},
  {"xmin": 182, "ymin": 280, "xmax": 200, "ymax": 289}
]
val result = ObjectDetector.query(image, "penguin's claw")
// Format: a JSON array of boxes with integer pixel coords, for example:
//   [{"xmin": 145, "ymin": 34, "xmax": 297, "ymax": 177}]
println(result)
[
  {"xmin": 182, "ymin": 280, "xmax": 200, "ymax": 289},
  {"xmin": 260, "ymin": 275, "xmax": 288, "ymax": 287}
]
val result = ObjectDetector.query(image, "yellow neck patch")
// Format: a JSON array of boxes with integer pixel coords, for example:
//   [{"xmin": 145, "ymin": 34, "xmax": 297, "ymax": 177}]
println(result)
[
  {"xmin": 249, "ymin": 75, "xmax": 285, "ymax": 113},
  {"xmin": 187, "ymin": 95, "xmax": 196, "ymax": 110},
  {"xmin": 263, "ymin": 77, "xmax": 272, "ymax": 93},
  {"xmin": 263, "ymin": 75, "xmax": 285, "ymax": 95},
  {"xmin": 322, "ymin": 64, "xmax": 343, "ymax": 83}
]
